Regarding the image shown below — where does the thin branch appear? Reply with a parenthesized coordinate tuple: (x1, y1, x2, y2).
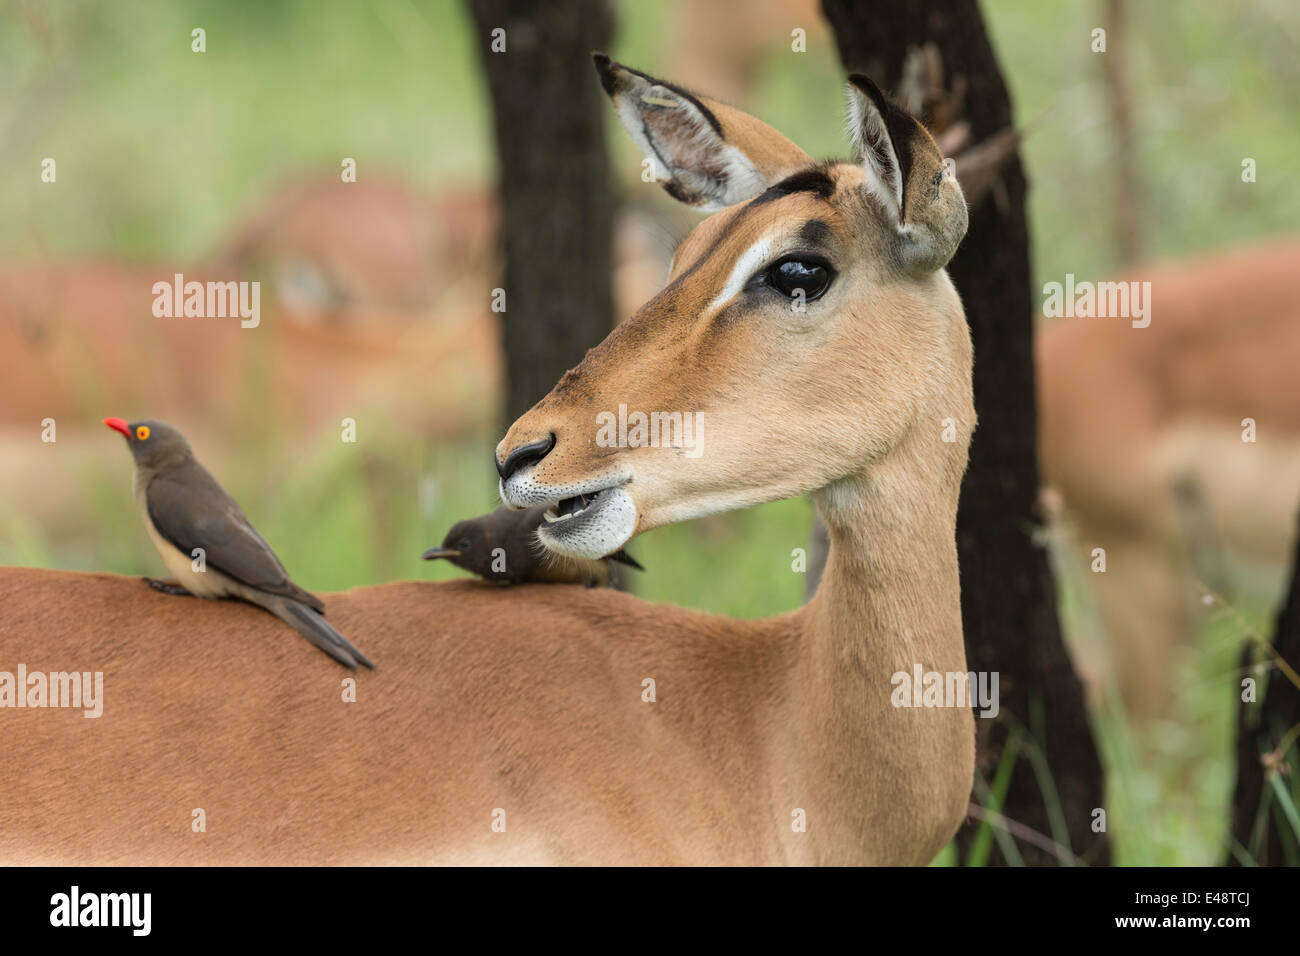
(966, 803, 1084, 866)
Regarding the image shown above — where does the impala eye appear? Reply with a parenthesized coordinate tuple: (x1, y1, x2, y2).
(135, 425, 150, 441)
(767, 258, 832, 302)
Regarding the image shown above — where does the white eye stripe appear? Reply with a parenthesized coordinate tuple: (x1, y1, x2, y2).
(705, 237, 772, 315)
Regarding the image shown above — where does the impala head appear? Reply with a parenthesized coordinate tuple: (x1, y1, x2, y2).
(498, 56, 971, 560)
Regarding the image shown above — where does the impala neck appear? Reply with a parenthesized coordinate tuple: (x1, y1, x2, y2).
(794, 413, 972, 862)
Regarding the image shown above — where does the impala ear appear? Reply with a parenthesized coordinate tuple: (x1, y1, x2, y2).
(594, 53, 812, 212)
(846, 74, 967, 274)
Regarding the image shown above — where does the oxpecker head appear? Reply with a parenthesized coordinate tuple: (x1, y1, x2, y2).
(103, 417, 193, 469)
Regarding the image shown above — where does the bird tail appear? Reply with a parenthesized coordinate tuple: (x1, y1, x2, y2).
(262, 595, 376, 671)
(609, 548, 644, 570)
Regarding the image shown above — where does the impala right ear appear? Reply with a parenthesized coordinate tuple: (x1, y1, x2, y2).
(846, 74, 968, 274)
(593, 53, 812, 212)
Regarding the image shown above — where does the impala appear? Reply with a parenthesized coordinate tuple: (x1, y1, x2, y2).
(1038, 238, 1300, 719)
(0, 57, 974, 865)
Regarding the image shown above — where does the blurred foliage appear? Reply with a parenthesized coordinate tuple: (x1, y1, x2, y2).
(3, 0, 1299, 865)
(986, 0, 1300, 282)
(0, 0, 489, 260)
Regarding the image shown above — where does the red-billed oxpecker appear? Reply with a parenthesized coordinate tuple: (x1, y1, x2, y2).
(103, 416, 374, 671)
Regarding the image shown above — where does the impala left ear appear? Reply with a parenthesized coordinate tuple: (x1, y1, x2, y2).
(846, 74, 967, 274)
(594, 53, 812, 211)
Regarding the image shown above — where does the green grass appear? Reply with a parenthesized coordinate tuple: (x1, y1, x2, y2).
(1090, 600, 1253, 865)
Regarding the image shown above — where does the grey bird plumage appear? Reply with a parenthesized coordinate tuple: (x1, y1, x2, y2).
(422, 504, 643, 587)
(104, 417, 374, 670)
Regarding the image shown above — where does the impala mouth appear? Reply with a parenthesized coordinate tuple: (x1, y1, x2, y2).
(544, 490, 606, 524)
(536, 485, 638, 560)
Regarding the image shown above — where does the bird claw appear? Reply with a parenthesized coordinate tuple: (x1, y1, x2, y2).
(144, 577, 193, 597)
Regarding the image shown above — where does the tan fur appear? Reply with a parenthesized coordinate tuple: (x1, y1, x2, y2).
(1038, 239, 1300, 718)
(0, 66, 975, 864)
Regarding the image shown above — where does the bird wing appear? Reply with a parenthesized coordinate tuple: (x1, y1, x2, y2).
(145, 464, 325, 612)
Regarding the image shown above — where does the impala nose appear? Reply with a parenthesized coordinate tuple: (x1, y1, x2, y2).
(497, 433, 556, 481)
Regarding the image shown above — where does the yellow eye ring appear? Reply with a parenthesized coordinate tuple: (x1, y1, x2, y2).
(136, 425, 150, 441)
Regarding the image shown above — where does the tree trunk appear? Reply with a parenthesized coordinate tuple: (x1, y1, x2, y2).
(466, 0, 615, 423)
(820, 0, 1109, 865)
(1230, 506, 1300, 865)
